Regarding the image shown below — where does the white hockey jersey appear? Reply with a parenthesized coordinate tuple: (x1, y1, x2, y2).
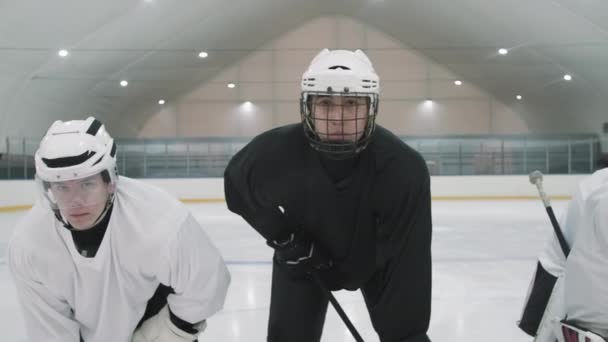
(7, 177, 231, 342)
(536, 168, 608, 340)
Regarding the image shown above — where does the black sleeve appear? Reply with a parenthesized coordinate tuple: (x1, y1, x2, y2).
(224, 143, 290, 242)
(518, 261, 558, 336)
(376, 156, 432, 266)
(374, 154, 433, 339)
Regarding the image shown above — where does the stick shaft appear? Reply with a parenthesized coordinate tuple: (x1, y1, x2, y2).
(546, 206, 570, 257)
(311, 273, 364, 342)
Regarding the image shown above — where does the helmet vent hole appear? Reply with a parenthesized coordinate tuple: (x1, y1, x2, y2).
(328, 65, 350, 70)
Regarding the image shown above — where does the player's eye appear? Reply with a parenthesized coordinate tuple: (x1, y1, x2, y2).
(82, 181, 97, 189)
(317, 99, 331, 106)
(54, 185, 68, 192)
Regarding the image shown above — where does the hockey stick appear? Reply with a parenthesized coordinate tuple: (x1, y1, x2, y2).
(529, 170, 570, 257)
(311, 272, 365, 342)
(528, 170, 570, 342)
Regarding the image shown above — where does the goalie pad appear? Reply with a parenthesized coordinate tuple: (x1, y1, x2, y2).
(535, 275, 566, 342)
(519, 261, 558, 336)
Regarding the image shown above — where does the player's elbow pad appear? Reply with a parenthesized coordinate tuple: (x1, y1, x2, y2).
(518, 261, 558, 336)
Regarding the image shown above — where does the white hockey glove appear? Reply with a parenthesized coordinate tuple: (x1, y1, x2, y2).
(132, 306, 207, 342)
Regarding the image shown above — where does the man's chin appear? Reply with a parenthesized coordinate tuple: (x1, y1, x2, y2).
(67, 217, 95, 230)
(319, 135, 356, 143)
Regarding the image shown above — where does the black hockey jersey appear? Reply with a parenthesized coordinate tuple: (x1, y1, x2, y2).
(224, 123, 432, 290)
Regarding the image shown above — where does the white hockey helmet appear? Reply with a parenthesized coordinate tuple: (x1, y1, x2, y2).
(300, 49, 380, 157)
(35, 117, 117, 184)
(34, 117, 118, 228)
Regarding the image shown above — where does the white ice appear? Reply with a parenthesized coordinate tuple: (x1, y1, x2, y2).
(0, 199, 567, 342)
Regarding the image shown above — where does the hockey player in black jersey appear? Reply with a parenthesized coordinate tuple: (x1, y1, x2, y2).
(224, 48, 432, 342)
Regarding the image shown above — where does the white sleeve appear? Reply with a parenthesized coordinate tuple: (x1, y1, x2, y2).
(159, 214, 231, 324)
(7, 242, 80, 342)
(594, 194, 608, 252)
(538, 183, 585, 277)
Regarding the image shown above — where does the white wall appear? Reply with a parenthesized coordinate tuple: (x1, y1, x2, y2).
(0, 175, 585, 209)
(137, 16, 528, 138)
(430, 175, 584, 198)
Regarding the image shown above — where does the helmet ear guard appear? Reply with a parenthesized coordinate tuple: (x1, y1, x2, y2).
(41, 180, 57, 204)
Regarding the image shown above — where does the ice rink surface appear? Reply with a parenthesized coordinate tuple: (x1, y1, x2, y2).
(0, 199, 567, 341)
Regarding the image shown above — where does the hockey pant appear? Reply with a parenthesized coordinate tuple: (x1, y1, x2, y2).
(266, 252, 431, 342)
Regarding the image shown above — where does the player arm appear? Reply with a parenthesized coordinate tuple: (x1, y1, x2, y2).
(224, 145, 290, 241)
(375, 158, 432, 338)
(375, 157, 432, 266)
(162, 214, 231, 329)
(538, 182, 585, 276)
(7, 243, 80, 342)
(594, 195, 608, 251)
(533, 194, 608, 342)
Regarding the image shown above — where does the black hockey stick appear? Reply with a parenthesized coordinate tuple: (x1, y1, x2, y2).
(529, 170, 570, 257)
(311, 272, 365, 342)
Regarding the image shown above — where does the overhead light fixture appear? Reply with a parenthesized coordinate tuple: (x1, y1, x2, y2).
(563, 74, 572, 81)
(420, 98, 434, 113)
(227, 83, 236, 89)
(120, 80, 128, 87)
(158, 99, 166, 105)
(240, 101, 254, 113)
(498, 48, 508, 55)
(454, 80, 462, 86)
(516, 95, 522, 100)
(58, 49, 69, 57)
(198, 51, 209, 58)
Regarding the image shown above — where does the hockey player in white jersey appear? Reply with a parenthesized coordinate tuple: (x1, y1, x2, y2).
(7, 117, 231, 342)
(519, 168, 608, 342)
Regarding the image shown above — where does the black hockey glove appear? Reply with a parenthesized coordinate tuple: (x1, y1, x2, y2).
(267, 233, 333, 276)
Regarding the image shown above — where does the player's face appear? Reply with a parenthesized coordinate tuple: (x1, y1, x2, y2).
(311, 95, 369, 142)
(49, 174, 114, 230)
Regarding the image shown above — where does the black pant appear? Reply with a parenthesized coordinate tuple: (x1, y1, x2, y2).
(267, 251, 431, 342)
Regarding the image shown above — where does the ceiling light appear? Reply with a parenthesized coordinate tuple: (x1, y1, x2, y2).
(198, 51, 208, 58)
(120, 80, 128, 87)
(158, 99, 165, 105)
(58, 49, 69, 57)
(516, 95, 522, 100)
(563, 74, 572, 81)
(498, 48, 508, 55)
(454, 80, 462, 86)
(227, 83, 236, 89)
(241, 101, 254, 113)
